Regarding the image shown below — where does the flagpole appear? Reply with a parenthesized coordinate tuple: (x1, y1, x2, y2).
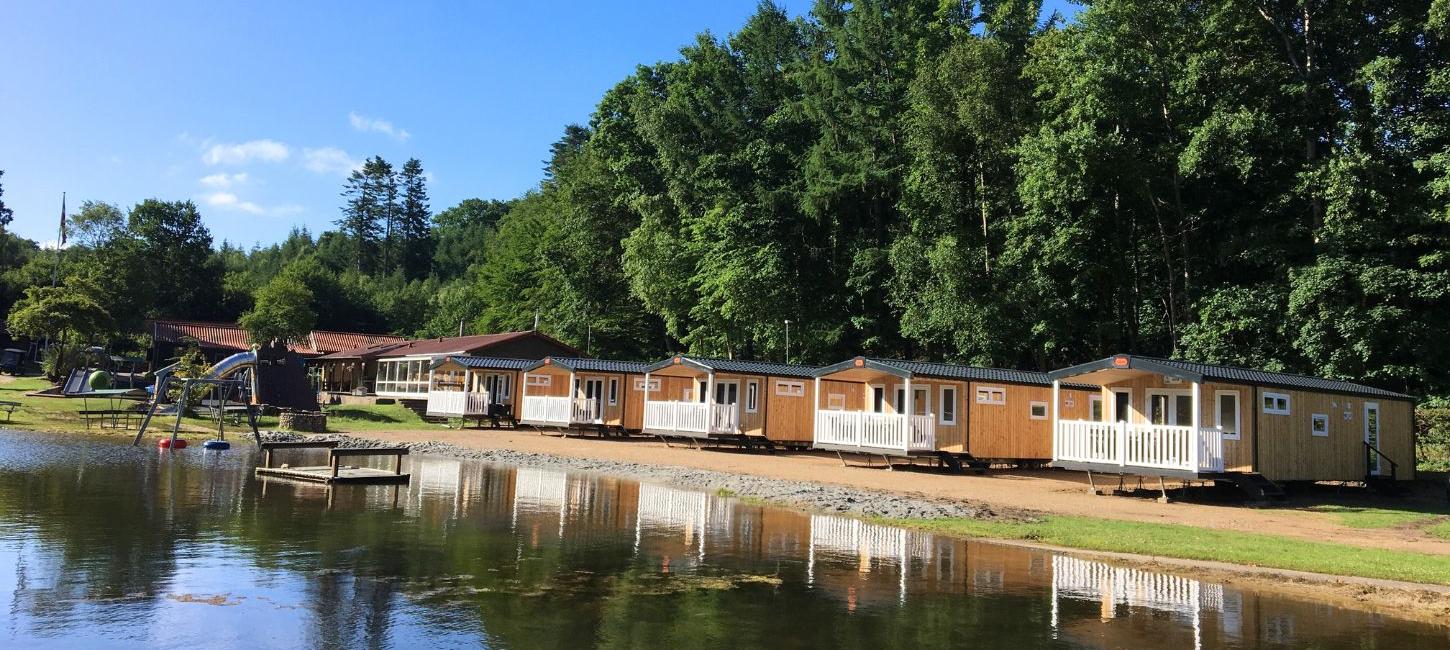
(50, 192, 65, 288)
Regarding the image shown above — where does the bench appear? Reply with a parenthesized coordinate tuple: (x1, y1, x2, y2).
(0, 400, 17, 422)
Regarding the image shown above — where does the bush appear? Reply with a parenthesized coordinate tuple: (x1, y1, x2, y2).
(40, 343, 86, 382)
(1416, 401, 1450, 472)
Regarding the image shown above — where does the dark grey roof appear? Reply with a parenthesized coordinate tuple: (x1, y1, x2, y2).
(431, 356, 536, 371)
(815, 356, 1095, 389)
(522, 357, 651, 374)
(1048, 354, 1412, 400)
(643, 356, 820, 378)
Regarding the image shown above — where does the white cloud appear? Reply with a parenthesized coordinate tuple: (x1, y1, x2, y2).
(202, 139, 290, 165)
(349, 111, 410, 141)
(303, 147, 361, 176)
(198, 172, 249, 188)
(200, 191, 301, 217)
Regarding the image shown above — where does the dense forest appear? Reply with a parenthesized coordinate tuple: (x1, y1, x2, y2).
(3, 0, 1449, 399)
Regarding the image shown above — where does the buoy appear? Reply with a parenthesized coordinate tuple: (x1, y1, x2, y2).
(157, 438, 188, 449)
(203, 440, 230, 451)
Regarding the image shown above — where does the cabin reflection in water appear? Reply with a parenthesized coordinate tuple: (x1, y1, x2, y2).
(1051, 555, 1232, 649)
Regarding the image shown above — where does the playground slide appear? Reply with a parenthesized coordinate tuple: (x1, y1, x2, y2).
(205, 350, 258, 380)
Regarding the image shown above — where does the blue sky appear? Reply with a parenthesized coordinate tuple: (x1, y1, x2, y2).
(1, 1, 1076, 248)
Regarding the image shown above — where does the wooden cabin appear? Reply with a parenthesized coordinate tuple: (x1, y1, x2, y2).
(639, 356, 820, 447)
(810, 357, 1098, 462)
(1048, 354, 1415, 485)
(424, 356, 531, 420)
(517, 357, 649, 432)
(311, 331, 578, 399)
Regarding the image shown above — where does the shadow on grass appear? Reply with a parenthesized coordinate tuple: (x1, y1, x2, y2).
(325, 407, 411, 424)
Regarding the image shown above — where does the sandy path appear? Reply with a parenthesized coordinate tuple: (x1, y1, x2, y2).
(359, 427, 1450, 555)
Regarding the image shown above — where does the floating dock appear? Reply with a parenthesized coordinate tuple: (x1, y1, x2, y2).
(255, 441, 411, 485)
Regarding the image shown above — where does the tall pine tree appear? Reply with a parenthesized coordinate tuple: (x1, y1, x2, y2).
(397, 158, 433, 280)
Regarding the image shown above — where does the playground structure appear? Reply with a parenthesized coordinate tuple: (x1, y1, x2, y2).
(130, 341, 321, 447)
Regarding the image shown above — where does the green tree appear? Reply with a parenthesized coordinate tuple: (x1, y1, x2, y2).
(6, 284, 113, 344)
(0, 170, 13, 234)
(432, 198, 513, 279)
(239, 273, 316, 345)
(396, 158, 433, 280)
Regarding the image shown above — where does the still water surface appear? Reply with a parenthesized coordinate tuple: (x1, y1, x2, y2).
(0, 431, 1443, 649)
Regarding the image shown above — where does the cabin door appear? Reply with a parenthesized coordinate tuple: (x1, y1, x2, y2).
(582, 378, 605, 419)
(1364, 402, 1383, 476)
(1147, 390, 1192, 426)
(1112, 389, 1132, 423)
(714, 380, 739, 406)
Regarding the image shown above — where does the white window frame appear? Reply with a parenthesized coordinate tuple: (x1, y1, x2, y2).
(826, 393, 846, 410)
(1089, 394, 1104, 422)
(1311, 413, 1329, 437)
(976, 386, 1006, 406)
(608, 378, 619, 405)
(745, 380, 759, 413)
(526, 374, 552, 387)
(633, 377, 661, 392)
(1029, 401, 1048, 420)
(1262, 391, 1291, 416)
(1215, 390, 1241, 440)
(870, 384, 886, 413)
(1146, 388, 1193, 426)
(1111, 388, 1133, 423)
(775, 380, 805, 397)
(939, 386, 957, 425)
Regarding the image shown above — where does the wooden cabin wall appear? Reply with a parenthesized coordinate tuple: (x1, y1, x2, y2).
(1256, 390, 1414, 482)
(624, 374, 665, 430)
(1091, 376, 1255, 473)
(969, 383, 1091, 461)
(764, 376, 817, 442)
(464, 368, 522, 406)
(855, 379, 969, 453)
(711, 372, 766, 436)
(521, 369, 570, 398)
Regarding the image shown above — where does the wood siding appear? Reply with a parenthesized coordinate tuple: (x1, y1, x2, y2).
(966, 383, 1094, 461)
(1255, 389, 1415, 482)
(763, 376, 815, 442)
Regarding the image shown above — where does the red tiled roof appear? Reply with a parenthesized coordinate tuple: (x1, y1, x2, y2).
(309, 330, 406, 354)
(314, 331, 578, 361)
(146, 320, 402, 357)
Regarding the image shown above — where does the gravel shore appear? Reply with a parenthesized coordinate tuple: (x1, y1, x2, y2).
(261, 431, 1026, 522)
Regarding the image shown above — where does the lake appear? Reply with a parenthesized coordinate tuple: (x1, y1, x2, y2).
(0, 431, 1443, 648)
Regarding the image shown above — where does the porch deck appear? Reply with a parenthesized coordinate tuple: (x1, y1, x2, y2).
(518, 395, 603, 428)
(641, 400, 739, 439)
(425, 390, 492, 417)
(812, 410, 936, 458)
(1053, 420, 1224, 478)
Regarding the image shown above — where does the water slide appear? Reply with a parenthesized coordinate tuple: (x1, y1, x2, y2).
(205, 350, 258, 380)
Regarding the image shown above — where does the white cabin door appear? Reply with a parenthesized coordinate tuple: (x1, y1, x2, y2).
(1364, 402, 1382, 476)
(714, 380, 739, 406)
(583, 378, 604, 419)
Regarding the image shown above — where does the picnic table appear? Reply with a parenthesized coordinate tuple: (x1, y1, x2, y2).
(74, 389, 149, 430)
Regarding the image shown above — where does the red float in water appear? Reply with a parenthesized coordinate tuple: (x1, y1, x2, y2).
(157, 438, 188, 450)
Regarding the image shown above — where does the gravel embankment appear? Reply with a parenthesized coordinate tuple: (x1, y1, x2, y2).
(260, 431, 1028, 522)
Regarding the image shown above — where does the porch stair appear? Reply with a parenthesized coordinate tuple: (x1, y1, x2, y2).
(934, 451, 989, 475)
(1214, 473, 1286, 502)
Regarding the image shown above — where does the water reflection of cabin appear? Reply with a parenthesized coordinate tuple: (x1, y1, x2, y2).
(1048, 355, 1415, 486)
(810, 357, 1099, 463)
(639, 356, 821, 446)
(425, 356, 532, 419)
(518, 357, 651, 432)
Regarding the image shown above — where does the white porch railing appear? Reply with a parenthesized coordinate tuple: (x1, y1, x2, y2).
(1055, 420, 1224, 473)
(572, 397, 600, 423)
(643, 401, 739, 437)
(813, 411, 936, 455)
(520, 395, 571, 425)
(425, 390, 491, 417)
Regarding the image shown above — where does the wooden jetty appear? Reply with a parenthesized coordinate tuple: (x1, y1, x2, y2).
(255, 441, 411, 485)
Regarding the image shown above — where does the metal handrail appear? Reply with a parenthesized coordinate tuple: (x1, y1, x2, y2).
(1363, 441, 1398, 481)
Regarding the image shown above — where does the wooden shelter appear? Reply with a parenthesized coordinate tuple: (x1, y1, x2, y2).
(517, 357, 650, 433)
(1048, 354, 1415, 485)
(810, 357, 1099, 462)
(639, 356, 821, 446)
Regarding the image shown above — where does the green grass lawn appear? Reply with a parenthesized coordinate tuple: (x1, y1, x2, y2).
(0, 375, 443, 436)
(1429, 521, 1450, 541)
(1306, 504, 1446, 529)
(885, 514, 1450, 586)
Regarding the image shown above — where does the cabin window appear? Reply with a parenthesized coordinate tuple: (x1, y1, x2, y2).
(1112, 389, 1132, 423)
(976, 386, 1006, 406)
(827, 394, 846, 410)
(608, 378, 618, 405)
(498, 374, 511, 399)
(871, 385, 885, 412)
(939, 386, 957, 425)
(698, 381, 708, 403)
(775, 380, 805, 397)
(525, 374, 551, 387)
(1216, 391, 1240, 440)
(745, 380, 759, 412)
(633, 377, 660, 392)
(1262, 391, 1291, 415)
(1029, 401, 1048, 420)
(1311, 413, 1329, 437)
(1089, 395, 1104, 422)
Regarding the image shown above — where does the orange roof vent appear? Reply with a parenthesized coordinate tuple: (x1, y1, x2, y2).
(1112, 356, 1130, 368)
